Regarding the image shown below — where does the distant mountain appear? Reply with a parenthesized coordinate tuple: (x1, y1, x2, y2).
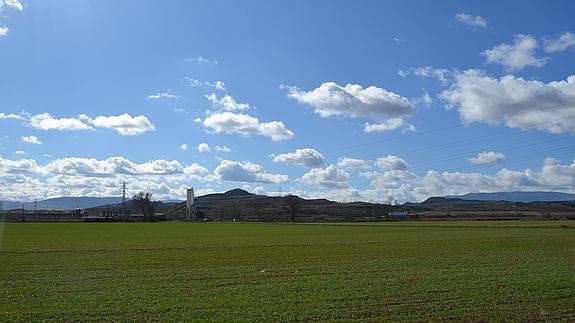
(162, 199, 185, 204)
(1, 197, 123, 210)
(448, 191, 575, 203)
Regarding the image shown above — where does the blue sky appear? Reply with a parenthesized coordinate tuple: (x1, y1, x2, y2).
(1, 0, 574, 202)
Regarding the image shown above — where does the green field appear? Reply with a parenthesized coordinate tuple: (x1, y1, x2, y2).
(0, 221, 574, 321)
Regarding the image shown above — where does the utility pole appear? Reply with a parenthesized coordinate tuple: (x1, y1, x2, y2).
(121, 181, 127, 218)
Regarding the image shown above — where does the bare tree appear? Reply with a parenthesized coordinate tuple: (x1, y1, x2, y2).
(283, 194, 302, 222)
(133, 191, 154, 220)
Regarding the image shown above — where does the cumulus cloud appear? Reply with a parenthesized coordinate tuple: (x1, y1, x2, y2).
(1, 153, 574, 203)
(24, 113, 155, 136)
(359, 157, 575, 203)
(203, 112, 294, 141)
(214, 145, 231, 152)
(0, 156, 41, 175)
(300, 164, 350, 189)
(206, 93, 250, 111)
(180, 144, 188, 151)
(253, 186, 267, 195)
(468, 151, 506, 165)
(376, 155, 409, 171)
(272, 148, 324, 168)
(455, 13, 487, 28)
(148, 92, 178, 100)
(197, 143, 211, 152)
(286, 82, 415, 122)
(0, 154, 213, 201)
(544, 32, 575, 53)
(29, 113, 94, 131)
(441, 70, 575, 134)
(86, 114, 155, 136)
(21, 135, 41, 145)
(43, 157, 186, 177)
(337, 157, 370, 170)
(183, 163, 209, 176)
(0, 26, 8, 36)
(364, 118, 415, 133)
(1, 0, 23, 11)
(482, 35, 547, 71)
(213, 159, 288, 184)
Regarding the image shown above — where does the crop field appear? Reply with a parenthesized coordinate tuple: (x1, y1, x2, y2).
(0, 221, 574, 321)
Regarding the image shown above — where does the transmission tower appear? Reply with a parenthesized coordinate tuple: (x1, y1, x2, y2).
(121, 181, 127, 218)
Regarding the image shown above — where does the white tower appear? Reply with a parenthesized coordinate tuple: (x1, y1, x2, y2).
(186, 188, 196, 221)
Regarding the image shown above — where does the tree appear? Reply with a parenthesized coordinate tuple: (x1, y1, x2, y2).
(133, 191, 154, 220)
(283, 194, 302, 222)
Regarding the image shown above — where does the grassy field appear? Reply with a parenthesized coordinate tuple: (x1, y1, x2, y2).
(0, 221, 573, 321)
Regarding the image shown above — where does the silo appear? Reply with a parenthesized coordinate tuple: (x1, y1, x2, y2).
(186, 188, 195, 221)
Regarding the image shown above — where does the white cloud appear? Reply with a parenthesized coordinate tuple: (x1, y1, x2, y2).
(337, 157, 370, 170)
(213, 159, 288, 184)
(186, 78, 226, 91)
(544, 32, 575, 53)
(29, 113, 94, 131)
(43, 157, 185, 177)
(183, 163, 209, 176)
(21, 135, 41, 145)
(197, 143, 211, 152)
(300, 164, 350, 189)
(376, 155, 409, 171)
(14, 150, 25, 155)
(87, 114, 155, 136)
(193, 117, 202, 123)
(398, 66, 452, 85)
(441, 70, 575, 134)
(214, 145, 231, 152)
(416, 93, 433, 107)
(0, 0, 23, 37)
(272, 148, 324, 168)
(203, 112, 294, 141)
(364, 118, 415, 133)
(206, 93, 250, 111)
(148, 92, 178, 100)
(0, 155, 41, 175)
(1, 153, 574, 203)
(0, 155, 213, 201)
(0, 112, 24, 120)
(482, 34, 547, 71)
(253, 186, 267, 195)
(455, 13, 487, 28)
(180, 144, 188, 151)
(2, 0, 23, 11)
(286, 82, 415, 121)
(184, 56, 217, 64)
(25, 113, 155, 136)
(468, 151, 506, 165)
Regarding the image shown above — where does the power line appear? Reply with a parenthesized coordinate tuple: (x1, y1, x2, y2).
(438, 145, 575, 173)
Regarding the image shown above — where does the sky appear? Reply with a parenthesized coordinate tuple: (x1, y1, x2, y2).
(1, 0, 574, 203)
